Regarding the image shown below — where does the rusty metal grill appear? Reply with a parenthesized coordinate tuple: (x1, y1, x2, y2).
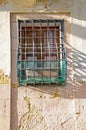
(17, 19, 67, 86)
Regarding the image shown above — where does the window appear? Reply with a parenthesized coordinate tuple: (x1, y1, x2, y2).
(17, 20, 67, 86)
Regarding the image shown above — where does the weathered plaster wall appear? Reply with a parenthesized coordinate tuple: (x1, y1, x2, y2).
(71, 1, 86, 129)
(0, 0, 85, 81)
(72, 0, 86, 81)
(0, 84, 11, 130)
(11, 13, 73, 130)
(0, 11, 11, 130)
(0, 0, 5, 5)
(0, 0, 86, 130)
(0, 12, 10, 76)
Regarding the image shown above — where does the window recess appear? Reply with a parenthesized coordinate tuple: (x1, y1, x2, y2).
(17, 19, 67, 86)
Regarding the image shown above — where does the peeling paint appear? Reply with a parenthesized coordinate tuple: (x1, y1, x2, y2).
(0, 69, 10, 84)
(18, 97, 48, 130)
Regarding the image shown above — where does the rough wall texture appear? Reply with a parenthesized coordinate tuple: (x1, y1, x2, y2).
(0, 85, 10, 130)
(0, 0, 86, 130)
(10, 13, 73, 130)
(0, 0, 5, 5)
(0, 69, 10, 84)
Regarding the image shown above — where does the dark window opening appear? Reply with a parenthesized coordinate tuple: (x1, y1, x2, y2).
(17, 20, 67, 86)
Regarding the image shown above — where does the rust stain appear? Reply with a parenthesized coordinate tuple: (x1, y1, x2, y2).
(11, 83, 17, 88)
(54, 90, 60, 97)
(61, 117, 72, 127)
(75, 112, 80, 115)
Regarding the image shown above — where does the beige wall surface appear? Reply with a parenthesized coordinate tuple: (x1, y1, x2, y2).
(0, 0, 86, 130)
(11, 13, 73, 130)
(0, 0, 86, 81)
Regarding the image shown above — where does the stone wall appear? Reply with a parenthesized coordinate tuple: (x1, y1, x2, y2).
(0, 0, 86, 130)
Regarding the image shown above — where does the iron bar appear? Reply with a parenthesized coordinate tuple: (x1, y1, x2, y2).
(17, 19, 67, 86)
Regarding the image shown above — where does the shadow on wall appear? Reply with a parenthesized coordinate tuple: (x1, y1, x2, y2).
(66, 43, 86, 99)
(66, 42, 86, 82)
(73, 48, 86, 81)
(11, 78, 86, 130)
(10, 82, 86, 130)
(72, 22, 86, 39)
(21, 43, 86, 99)
(24, 81, 86, 99)
(10, 16, 86, 130)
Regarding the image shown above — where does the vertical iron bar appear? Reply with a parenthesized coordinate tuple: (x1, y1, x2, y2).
(61, 20, 65, 59)
(32, 20, 35, 83)
(40, 20, 43, 83)
(47, 20, 51, 83)
(25, 20, 27, 83)
(17, 19, 66, 85)
(54, 20, 58, 81)
(59, 23, 61, 78)
(19, 21, 22, 83)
